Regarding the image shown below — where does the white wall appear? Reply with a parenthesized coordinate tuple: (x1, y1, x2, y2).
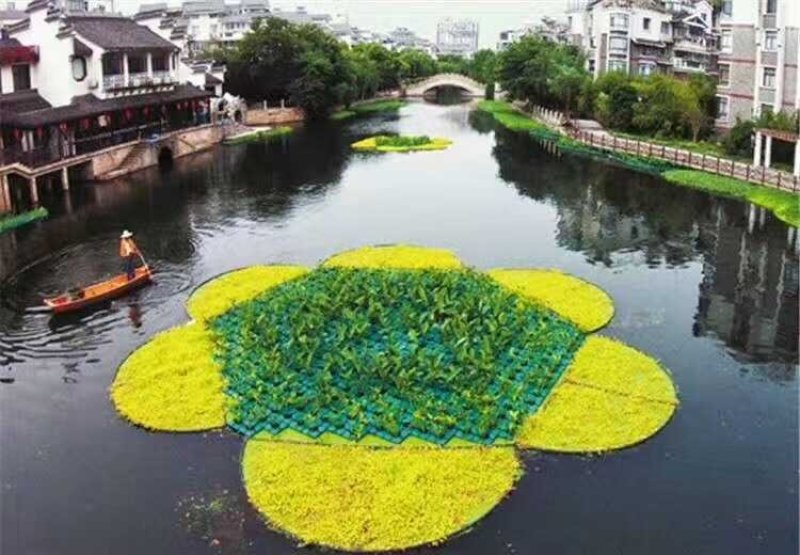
(11, 8, 97, 106)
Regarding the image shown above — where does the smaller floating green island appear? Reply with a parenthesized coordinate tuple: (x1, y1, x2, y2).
(351, 135, 452, 153)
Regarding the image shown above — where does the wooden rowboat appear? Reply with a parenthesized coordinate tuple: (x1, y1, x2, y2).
(43, 266, 153, 314)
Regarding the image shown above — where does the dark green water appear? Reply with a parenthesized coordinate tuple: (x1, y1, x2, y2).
(1, 101, 797, 554)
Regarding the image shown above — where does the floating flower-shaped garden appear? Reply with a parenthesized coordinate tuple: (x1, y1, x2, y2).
(111, 245, 678, 552)
(351, 135, 452, 152)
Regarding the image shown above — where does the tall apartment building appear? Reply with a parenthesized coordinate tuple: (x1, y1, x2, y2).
(567, 0, 716, 78)
(436, 18, 479, 57)
(716, 0, 799, 128)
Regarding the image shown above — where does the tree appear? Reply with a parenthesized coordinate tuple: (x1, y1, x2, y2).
(593, 71, 637, 130)
(549, 63, 588, 121)
(469, 49, 497, 83)
(497, 36, 555, 104)
(223, 17, 353, 119)
(397, 49, 437, 80)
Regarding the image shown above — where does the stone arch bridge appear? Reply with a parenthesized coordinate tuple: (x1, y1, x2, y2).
(404, 73, 486, 97)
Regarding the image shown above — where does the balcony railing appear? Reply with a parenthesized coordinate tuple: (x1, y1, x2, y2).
(762, 13, 777, 29)
(672, 57, 706, 72)
(151, 70, 175, 84)
(673, 37, 715, 53)
(103, 71, 178, 90)
(128, 72, 150, 87)
(102, 74, 126, 90)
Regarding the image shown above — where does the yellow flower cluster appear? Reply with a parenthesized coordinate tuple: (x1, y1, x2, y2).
(487, 269, 614, 332)
(242, 437, 521, 551)
(187, 265, 308, 322)
(516, 336, 678, 452)
(350, 136, 453, 152)
(323, 245, 463, 270)
(110, 323, 226, 431)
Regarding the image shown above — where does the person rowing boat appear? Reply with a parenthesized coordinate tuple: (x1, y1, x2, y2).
(119, 230, 142, 281)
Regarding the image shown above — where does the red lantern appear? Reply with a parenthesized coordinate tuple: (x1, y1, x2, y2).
(124, 108, 133, 121)
(36, 127, 44, 139)
(12, 128, 20, 140)
(59, 122, 69, 133)
(81, 118, 90, 130)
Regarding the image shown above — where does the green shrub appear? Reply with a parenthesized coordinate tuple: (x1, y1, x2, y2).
(374, 135, 431, 147)
(0, 207, 48, 235)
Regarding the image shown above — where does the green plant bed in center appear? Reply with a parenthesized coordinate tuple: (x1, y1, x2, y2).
(213, 267, 584, 445)
(351, 135, 453, 152)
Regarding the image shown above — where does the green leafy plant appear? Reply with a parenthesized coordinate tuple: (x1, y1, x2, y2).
(213, 267, 583, 445)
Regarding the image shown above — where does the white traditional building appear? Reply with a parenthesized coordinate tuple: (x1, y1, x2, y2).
(0, 0, 219, 213)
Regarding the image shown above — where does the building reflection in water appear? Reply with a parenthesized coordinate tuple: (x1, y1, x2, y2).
(491, 128, 799, 365)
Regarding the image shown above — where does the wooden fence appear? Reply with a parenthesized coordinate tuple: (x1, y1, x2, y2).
(524, 104, 800, 193)
(569, 129, 800, 193)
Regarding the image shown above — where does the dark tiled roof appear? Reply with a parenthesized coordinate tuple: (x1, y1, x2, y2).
(0, 9, 26, 20)
(0, 36, 21, 47)
(73, 38, 92, 57)
(67, 15, 178, 52)
(2, 84, 210, 128)
(204, 72, 222, 85)
(0, 89, 52, 115)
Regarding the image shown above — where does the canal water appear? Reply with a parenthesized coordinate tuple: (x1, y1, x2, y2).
(1, 101, 797, 555)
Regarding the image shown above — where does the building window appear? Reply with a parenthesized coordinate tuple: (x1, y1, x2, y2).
(102, 52, 123, 75)
(128, 54, 146, 74)
(764, 30, 777, 50)
(590, 36, 596, 48)
(718, 63, 730, 87)
(762, 67, 776, 88)
(71, 56, 87, 81)
(12, 64, 31, 91)
(716, 96, 730, 120)
(765, 0, 776, 14)
(638, 63, 655, 76)
(608, 59, 627, 72)
(660, 21, 669, 35)
(609, 36, 628, 52)
(643, 17, 651, 31)
(761, 103, 774, 116)
(610, 13, 628, 30)
(588, 59, 596, 73)
(721, 0, 732, 15)
(152, 54, 169, 71)
(720, 29, 732, 52)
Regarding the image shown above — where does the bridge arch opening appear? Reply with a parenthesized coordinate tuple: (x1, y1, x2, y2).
(422, 85, 473, 105)
(157, 146, 174, 171)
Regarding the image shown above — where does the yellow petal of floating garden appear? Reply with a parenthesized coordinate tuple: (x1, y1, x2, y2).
(323, 245, 463, 269)
(186, 265, 308, 322)
(516, 382, 677, 453)
(351, 135, 453, 153)
(516, 336, 678, 453)
(110, 323, 226, 432)
(563, 336, 678, 403)
(487, 268, 614, 332)
(242, 438, 521, 551)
